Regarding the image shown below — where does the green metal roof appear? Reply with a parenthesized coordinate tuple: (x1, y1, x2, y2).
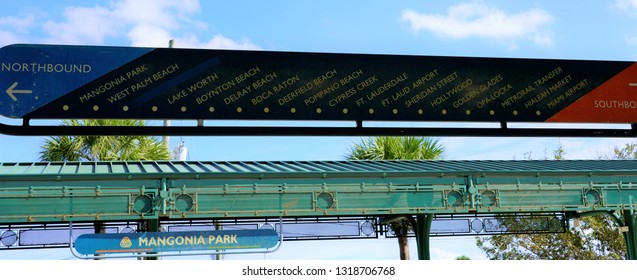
(1, 160, 637, 178)
(2, 159, 637, 224)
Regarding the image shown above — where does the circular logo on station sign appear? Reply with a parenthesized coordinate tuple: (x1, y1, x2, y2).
(119, 236, 133, 248)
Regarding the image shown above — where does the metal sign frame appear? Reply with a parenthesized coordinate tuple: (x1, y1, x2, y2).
(3, 120, 637, 137)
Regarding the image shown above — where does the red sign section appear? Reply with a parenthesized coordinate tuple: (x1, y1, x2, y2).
(548, 63, 637, 123)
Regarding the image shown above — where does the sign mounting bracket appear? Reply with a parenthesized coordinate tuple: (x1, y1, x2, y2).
(2, 120, 637, 137)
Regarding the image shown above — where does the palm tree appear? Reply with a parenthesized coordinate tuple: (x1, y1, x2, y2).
(40, 120, 170, 161)
(346, 136, 446, 260)
(347, 136, 445, 161)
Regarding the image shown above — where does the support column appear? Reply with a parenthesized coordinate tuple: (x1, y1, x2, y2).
(623, 210, 637, 260)
(415, 214, 433, 260)
(215, 221, 224, 260)
(94, 222, 105, 260)
(142, 219, 160, 260)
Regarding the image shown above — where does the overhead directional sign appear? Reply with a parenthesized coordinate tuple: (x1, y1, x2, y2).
(1, 44, 636, 123)
(73, 229, 279, 255)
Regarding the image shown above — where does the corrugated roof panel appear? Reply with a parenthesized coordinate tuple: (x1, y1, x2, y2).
(299, 161, 339, 172)
(337, 161, 373, 172)
(1, 163, 17, 175)
(272, 161, 306, 172)
(326, 161, 360, 172)
(3, 160, 637, 178)
(162, 162, 179, 172)
(441, 160, 478, 171)
(210, 161, 233, 172)
(226, 162, 253, 172)
(77, 162, 94, 174)
(255, 161, 286, 172)
(59, 162, 77, 174)
(186, 162, 201, 172)
(373, 161, 419, 172)
(23, 162, 47, 174)
(199, 161, 224, 172)
(121, 162, 131, 173)
(17, 163, 28, 174)
(409, 160, 447, 171)
(142, 162, 161, 173)
(164, 162, 180, 173)
(124, 162, 143, 173)
(25, 162, 51, 174)
(239, 162, 265, 172)
(254, 161, 284, 172)
(190, 161, 214, 173)
(304, 161, 338, 172)
(172, 162, 194, 173)
(94, 162, 111, 174)
(154, 162, 174, 173)
(110, 162, 127, 173)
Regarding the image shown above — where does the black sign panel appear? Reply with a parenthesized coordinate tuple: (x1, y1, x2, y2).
(2, 44, 636, 124)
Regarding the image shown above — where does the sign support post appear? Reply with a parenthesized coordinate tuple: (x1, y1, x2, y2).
(415, 214, 433, 260)
(623, 210, 637, 260)
(163, 39, 174, 151)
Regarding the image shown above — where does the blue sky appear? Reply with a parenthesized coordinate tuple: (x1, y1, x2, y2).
(0, 0, 636, 261)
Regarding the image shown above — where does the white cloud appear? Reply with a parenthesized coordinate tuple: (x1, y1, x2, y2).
(0, 15, 35, 45)
(127, 28, 260, 50)
(611, 0, 637, 57)
(400, 0, 553, 47)
(113, 0, 200, 30)
(40, 0, 259, 49)
(43, 6, 119, 45)
(0, 31, 21, 46)
(615, 0, 637, 12)
(0, 15, 34, 32)
(127, 24, 173, 47)
(180, 34, 261, 50)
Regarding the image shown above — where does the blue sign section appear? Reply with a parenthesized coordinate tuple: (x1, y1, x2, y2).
(0, 44, 151, 118)
(74, 229, 279, 255)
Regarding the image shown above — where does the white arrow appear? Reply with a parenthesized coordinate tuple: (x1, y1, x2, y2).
(631, 83, 637, 87)
(6, 82, 32, 101)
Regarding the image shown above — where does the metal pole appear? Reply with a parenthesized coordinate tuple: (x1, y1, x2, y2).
(215, 221, 224, 260)
(415, 214, 433, 260)
(162, 39, 174, 152)
(142, 219, 161, 260)
(623, 209, 637, 260)
(94, 221, 106, 260)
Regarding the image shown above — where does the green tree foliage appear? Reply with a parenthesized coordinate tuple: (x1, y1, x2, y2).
(477, 141, 629, 260)
(476, 215, 625, 260)
(553, 141, 566, 160)
(346, 136, 445, 161)
(346, 136, 445, 259)
(613, 142, 637, 159)
(40, 120, 170, 161)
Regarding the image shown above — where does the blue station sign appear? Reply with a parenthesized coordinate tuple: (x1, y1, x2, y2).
(1, 44, 636, 123)
(73, 229, 279, 255)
